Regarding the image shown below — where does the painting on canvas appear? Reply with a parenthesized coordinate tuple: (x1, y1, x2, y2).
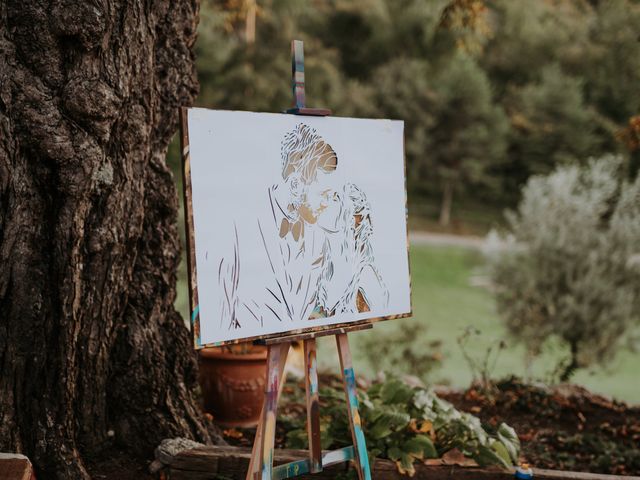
(182, 108, 411, 347)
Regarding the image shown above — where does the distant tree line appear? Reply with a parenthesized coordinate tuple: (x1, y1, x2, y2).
(191, 0, 640, 225)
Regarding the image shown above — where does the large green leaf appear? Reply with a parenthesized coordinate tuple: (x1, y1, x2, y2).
(403, 435, 437, 459)
(387, 446, 403, 462)
(368, 406, 411, 439)
(497, 423, 520, 463)
(475, 444, 511, 468)
(398, 452, 416, 477)
(379, 377, 416, 405)
(491, 440, 512, 466)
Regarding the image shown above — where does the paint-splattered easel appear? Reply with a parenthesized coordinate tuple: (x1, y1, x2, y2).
(245, 40, 373, 480)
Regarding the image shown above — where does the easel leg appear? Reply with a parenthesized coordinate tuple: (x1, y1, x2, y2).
(336, 333, 372, 480)
(252, 343, 290, 480)
(246, 343, 289, 480)
(304, 338, 322, 473)
(246, 412, 263, 480)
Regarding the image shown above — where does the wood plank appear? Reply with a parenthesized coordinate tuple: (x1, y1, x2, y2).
(170, 446, 640, 480)
(336, 333, 371, 480)
(285, 107, 332, 116)
(171, 446, 349, 480)
(303, 339, 321, 473)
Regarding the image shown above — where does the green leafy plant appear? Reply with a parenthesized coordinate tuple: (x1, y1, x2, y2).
(282, 375, 520, 476)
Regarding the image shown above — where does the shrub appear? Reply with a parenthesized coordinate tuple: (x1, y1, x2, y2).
(484, 156, 640, 381)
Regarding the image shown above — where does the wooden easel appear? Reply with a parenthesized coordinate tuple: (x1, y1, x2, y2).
(245, 40, 373, 480)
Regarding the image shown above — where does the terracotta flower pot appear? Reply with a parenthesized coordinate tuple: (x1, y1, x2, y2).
(198, 346, 267, 428)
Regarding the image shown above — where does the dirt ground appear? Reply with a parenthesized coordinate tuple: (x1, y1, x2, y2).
(84, 447, 154, 480)
(438, 378, 640, 476)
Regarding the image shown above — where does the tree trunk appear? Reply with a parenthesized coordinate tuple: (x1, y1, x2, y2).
(559, 340, 580, 383)
(0, 1, 219, 478)
(245, 0, 257, 44)
(439, 178, 454, 227)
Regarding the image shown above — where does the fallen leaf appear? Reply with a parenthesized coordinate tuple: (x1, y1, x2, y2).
(223, 429, 243, 439)
(441, 448, 478, 466)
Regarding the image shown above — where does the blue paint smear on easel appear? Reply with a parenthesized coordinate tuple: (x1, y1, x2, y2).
(343, 368, 359, 408)
(344, 367, 372, 480)
(191, 305, 202, 348)
(191, 305, 200, 324)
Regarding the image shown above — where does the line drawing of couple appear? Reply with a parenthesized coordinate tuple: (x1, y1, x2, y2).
(219, 123, 388, 330)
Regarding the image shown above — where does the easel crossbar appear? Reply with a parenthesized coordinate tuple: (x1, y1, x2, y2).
(255, 323, 372, 346)
(272, 447, 355, 480)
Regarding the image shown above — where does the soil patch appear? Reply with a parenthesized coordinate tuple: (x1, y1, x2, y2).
(84, 447, 154, 480)
(438, 377, 640, 476)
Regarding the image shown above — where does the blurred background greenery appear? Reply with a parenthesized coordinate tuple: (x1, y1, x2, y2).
(169, 0, 640, 402)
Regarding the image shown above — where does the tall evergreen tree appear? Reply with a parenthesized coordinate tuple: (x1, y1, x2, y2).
(373, 53, 508, 225)
(504, 64, 598, 190)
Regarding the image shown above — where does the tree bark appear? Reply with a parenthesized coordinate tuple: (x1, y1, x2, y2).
(0, 1, 219, 478)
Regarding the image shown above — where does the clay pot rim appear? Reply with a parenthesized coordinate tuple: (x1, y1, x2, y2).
(199, 348, 268, 361)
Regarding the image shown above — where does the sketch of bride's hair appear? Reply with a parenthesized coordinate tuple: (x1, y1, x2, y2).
(281, 124, 337, 184)
(314, 183, 389, 316)
(342, 183, 373, 251)
(343, 184, 388, 309)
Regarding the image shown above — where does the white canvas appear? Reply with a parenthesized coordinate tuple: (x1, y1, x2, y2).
(186, 108, 411, 345)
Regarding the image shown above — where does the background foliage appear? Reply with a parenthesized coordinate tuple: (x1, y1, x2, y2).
(185, 0, 640, 225)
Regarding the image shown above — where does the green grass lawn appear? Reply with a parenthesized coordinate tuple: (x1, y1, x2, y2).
(315, 244, 640, 404)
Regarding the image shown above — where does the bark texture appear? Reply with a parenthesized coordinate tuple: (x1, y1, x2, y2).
(0, 1, 216, 478)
